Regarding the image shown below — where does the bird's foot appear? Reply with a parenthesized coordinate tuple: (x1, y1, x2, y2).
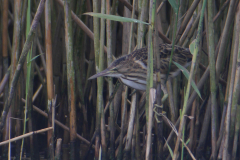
(153, 104, 166, 123)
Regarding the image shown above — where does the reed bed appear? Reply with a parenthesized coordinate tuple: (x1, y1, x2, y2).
(0, 0, 240, 160)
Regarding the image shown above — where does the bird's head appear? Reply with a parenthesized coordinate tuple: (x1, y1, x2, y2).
(88, 55, 129, 80)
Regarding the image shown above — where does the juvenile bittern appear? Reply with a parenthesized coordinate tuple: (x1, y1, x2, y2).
(89, 43, 192, 101)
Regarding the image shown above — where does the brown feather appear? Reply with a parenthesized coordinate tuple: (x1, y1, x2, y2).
(89, 43, 192, 91)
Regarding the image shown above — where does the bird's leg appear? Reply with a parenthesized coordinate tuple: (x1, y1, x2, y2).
(161, 83, 168, 102)
(153, 104, 164, 123)
(153, 83, 168, 123)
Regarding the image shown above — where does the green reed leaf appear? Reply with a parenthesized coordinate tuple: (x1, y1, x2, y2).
(84, 12, 149, 25)
(173, 61, 202, 99)
(165, 138, 173, 158)
(168, 0, 178, 14)
(189, 39, 196, 55)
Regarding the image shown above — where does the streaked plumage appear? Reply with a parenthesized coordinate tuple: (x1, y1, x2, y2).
(89, 43, 192, 92)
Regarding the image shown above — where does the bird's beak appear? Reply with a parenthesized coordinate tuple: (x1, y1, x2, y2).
(88, 68, 111, 80)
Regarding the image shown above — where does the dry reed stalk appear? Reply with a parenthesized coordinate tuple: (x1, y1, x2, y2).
(0, 127, 53, 146)
(63, 0, 77, 158)
(145, 89, 155, 160)
(45, 0, 55, 158)
(55, 138, 62, 160)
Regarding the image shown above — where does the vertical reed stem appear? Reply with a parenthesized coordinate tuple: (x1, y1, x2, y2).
(100, 0, 107, 159)
(45, 0, 55, 158)
(63, 0, 77, 159)
(106, 0, 115, 159)
(208, 0, 217, 158)
(92, 0, 101, 158)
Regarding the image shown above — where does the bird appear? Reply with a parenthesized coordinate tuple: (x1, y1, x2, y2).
(89, 43, 192, 101)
